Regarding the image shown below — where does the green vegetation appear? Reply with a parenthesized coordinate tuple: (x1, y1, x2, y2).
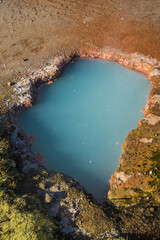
(148, 151, 160, 193)
(0, 200, 59, 240)
(109, 120, 160, 207)
(0, 121, 59, 240)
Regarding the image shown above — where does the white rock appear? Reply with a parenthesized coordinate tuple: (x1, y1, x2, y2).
(140, 114, 160, 125)
(139, 138, 153, 144)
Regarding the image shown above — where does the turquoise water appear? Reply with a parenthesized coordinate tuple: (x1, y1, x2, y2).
(18, 59, 151, 202)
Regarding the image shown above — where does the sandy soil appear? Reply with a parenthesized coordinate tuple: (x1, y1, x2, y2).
(0, 0, 160, 107)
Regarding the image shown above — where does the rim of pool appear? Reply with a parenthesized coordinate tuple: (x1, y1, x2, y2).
(17, 57, 151, 202)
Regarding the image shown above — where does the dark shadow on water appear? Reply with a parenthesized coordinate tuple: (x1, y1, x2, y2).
(23, 114, 109, 202)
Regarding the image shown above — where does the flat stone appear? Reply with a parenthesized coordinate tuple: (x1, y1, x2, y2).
(139, 138, 153, 144)
(139, 114, 160, 126)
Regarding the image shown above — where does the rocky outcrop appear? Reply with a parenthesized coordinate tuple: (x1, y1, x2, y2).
(35, 171, 118, 239)
(4, 47, 160, 112)
(108, 75, 160, 206)
(79, 47, 158, 78)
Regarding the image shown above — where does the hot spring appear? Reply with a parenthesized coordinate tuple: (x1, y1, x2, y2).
(18, 59, 151, 202)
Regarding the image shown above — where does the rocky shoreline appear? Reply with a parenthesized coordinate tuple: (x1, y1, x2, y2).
(1, 47, 160, 239)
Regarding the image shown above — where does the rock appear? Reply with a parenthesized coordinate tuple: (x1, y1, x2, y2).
(145, 94, 160, 115)
(139, 138, 153, 144)
(28, 134, 36, 143)
(150, 69, 160, 77)
(108, 114, 160, 207)
(45, 193, 54, 203)
(80, 48, 155, 77)
(7, 82, 16, 86)
(139, 114, 160, 126)
(37, 173, 119, 238)
(83, 17, 93, 23)
(150, 207, 154, 212)
(35, 152, 46, 163)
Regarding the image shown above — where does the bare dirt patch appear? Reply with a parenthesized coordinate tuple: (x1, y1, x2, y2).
(0, 0, 160, 93)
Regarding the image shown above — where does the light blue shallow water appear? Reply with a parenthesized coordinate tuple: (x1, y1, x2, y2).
(18, 59, 151, 202)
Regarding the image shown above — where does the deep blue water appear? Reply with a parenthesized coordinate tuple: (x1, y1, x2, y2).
(18, 59, 151, 202)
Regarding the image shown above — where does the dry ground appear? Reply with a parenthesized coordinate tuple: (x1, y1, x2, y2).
(0, 0, 160, 107)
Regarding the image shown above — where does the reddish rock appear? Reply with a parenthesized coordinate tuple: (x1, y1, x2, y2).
(139, 114, 160, 126)
(28, 134, 36, 143)
(79, 48, 154, 78)
(36, 152, 46, 163)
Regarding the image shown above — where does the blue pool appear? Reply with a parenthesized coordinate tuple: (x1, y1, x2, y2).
(18, 59, 151, 202)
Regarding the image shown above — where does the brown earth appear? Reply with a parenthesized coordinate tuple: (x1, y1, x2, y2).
(0, 0, 160, 99)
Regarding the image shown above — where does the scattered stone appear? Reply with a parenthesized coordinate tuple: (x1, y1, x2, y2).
(23, 58, 29, 62)
(83, 17, 93, 23)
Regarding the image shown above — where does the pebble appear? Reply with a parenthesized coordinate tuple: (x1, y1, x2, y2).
(7, 82, 17, 86)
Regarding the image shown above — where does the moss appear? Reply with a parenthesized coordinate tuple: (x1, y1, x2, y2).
(119, 199, 160, 239)
(109, 120, 160, 207)
(77, 199, 114, 236)
(36, 172, 117, 238)
(108, 238, 125, 240)
(0, 132, 22, 193)
(0, 122, 60, 239)
(0, 200, 59, 240)
(148, 151, 160, 192)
